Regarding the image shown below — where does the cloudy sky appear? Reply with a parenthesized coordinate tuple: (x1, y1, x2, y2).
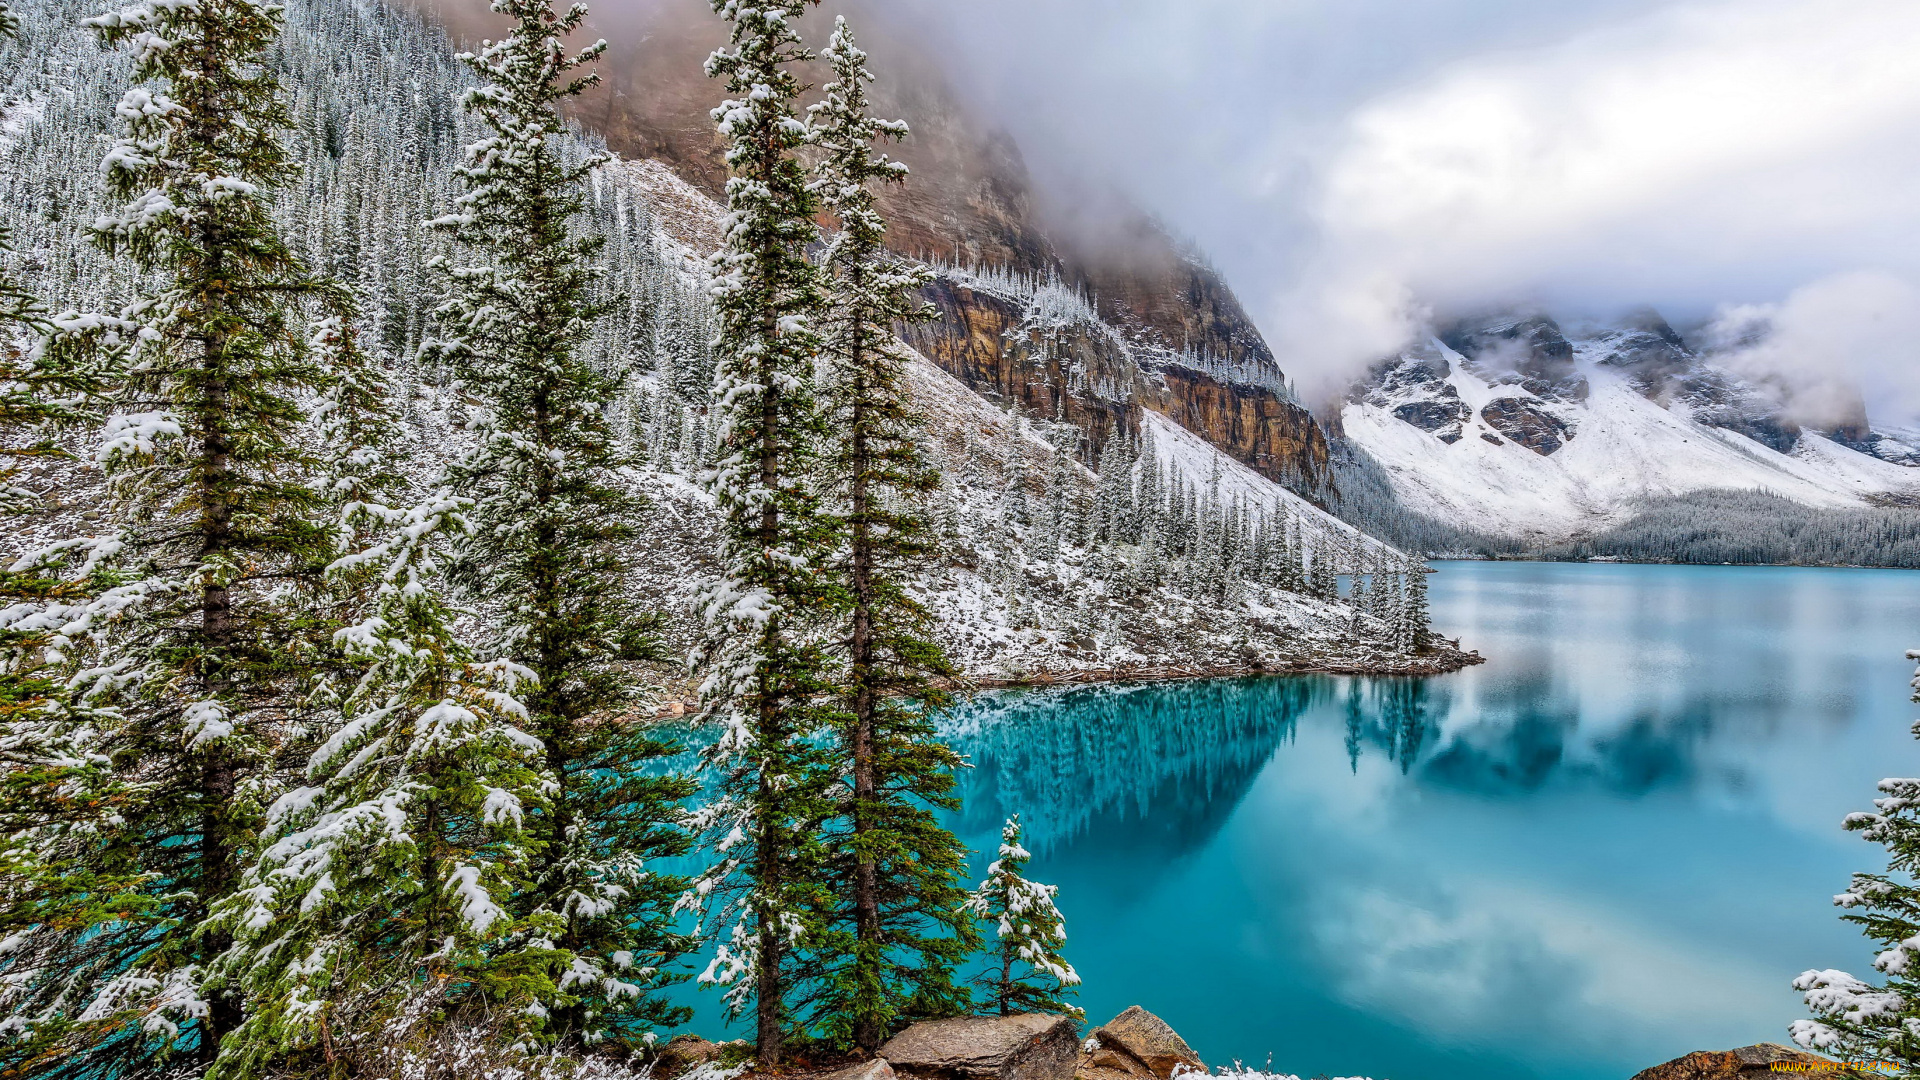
(871, 0, 1920, 414)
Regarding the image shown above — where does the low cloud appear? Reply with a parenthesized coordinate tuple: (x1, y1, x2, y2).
(1701, 272, 1920, 431)
(864, 0, 1920, 417)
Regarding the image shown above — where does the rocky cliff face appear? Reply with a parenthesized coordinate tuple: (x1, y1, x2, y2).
(909, 272, 1327, 492)
(407, 0, 1330, 496)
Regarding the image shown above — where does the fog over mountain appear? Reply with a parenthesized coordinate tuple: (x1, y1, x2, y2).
(844, 0, 1920, 422)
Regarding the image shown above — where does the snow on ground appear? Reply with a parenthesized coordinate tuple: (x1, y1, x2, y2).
(599, 156, 727, 257)
(1342, 358, 1920, 542)
(624, 353, 1452, 687)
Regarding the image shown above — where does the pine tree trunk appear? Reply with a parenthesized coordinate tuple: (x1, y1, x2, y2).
(197, 253, 243, 1061)
(755, 764, 784, 1066)
(999, 945, 1013, 1017)
(847, 323, 884, 1052)
(754, 277, 786, 1069)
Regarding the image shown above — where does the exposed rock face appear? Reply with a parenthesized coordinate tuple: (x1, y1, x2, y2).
(910, 276, 1329, 493)
(1078, 1007, 1204, 1080)
(1153, 367, 1328, 491)
(1441, 313, 1589, 403)
(1480, 397, 1572, 456)
(911, 278, 1137, 460)
(879, 1014, 1081, 1080)
(1627, 1043, 1830, 1080)
(1591, 308, 1696, 396)
(1358, 344, 1469, 443)
(810, 1062, 900, 1080)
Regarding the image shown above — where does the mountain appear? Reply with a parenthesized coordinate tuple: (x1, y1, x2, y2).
(0, 0, 1468, 679)
(1332, 308, 1920, 547)
(409, 0, 1331, 499)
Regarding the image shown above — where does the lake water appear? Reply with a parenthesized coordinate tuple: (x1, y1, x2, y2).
(939, 562, 1920, 1080)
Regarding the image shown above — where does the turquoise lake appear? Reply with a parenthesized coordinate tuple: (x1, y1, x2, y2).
(678, 561, 1920, 1078)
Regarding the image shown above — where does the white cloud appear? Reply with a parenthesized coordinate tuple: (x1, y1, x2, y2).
(875, 0, 1920, 417)
(1700, 272, 1920, 429)
(1276, 0, 1920, 399)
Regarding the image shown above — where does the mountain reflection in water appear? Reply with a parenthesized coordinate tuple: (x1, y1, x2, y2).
(939, 562, 1920, 1080)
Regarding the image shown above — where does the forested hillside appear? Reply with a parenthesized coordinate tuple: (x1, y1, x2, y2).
(0, 0, 1455, 681)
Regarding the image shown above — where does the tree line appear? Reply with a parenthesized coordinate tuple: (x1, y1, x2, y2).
(0, 0, 1079, 1076)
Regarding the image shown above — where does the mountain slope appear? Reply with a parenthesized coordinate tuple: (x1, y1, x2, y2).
(1338, 313, 1920, 544)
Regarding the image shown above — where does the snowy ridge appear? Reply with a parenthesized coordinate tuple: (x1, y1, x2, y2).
(1342, 328, 1920, 543)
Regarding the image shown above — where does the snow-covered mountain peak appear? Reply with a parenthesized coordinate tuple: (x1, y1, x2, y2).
(1338, 309, 1920, 543)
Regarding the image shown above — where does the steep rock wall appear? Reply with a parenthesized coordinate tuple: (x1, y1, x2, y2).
(911, 279, 1329, 493)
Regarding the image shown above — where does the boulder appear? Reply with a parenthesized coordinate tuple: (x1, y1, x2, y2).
(879, 1013, 1081, 1080)
(1628, 1043, 1833, 1080)
(1082, 1007, 1204, 1080)
(653, 1035, 723, 1079)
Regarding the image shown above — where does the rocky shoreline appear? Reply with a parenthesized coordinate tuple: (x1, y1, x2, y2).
(653, 1007, 1201, 1080)
(650, 639, 1485, 718)
(647, 1007, 1841, 1080)
(952, 638, 1485, 690)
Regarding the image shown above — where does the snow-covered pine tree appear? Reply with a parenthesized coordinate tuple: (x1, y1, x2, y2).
(0, 188, 87, 515)
(1281, 511, 1305, 594)
(1037, 433, 1076, 564)
(428, 0, 693, 1047)
(5, 0, 345, 1067)
(964, 815, 1081, 1019)
(0, 14, 140, 1071)
(1791, 650, 1920, 1066)
(1101, 430, 1134, 546)
(0, 30, 104, 746)
(1004, 449, 1034, 536)
(686, 0, 837, 1067)
(1398, 558, 1432, 653)
(805, 16, 975, 1050)
(206, 495, 553, 1077)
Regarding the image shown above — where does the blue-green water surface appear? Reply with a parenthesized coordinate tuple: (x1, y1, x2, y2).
(939, 561, 1920, 1080)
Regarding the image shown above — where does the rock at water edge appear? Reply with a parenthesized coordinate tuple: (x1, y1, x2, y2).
(879, 1013, 1081, 1080)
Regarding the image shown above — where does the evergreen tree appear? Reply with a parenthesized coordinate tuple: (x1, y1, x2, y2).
(2, 0, 346, 1067)
(0, 12, 135, 1069)
(428, 0, 692, 1047)
(805, 16, 975, 1050)
(1091, 430, 1129, 545)
(1397, 559, 1432, 653)
(686, 0, 837, 1067)
(206, 492, 554, 1077)
(1003, 450, 1034, 535)
(1792, 650, 1920, 1067)
(1131, 431, 1163, 540)
(964, 816, 1080, 1019)
(1281, 512, 1305, 594)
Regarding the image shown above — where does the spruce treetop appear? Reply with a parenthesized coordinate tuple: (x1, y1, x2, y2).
(966, 815, 1081, 1018)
